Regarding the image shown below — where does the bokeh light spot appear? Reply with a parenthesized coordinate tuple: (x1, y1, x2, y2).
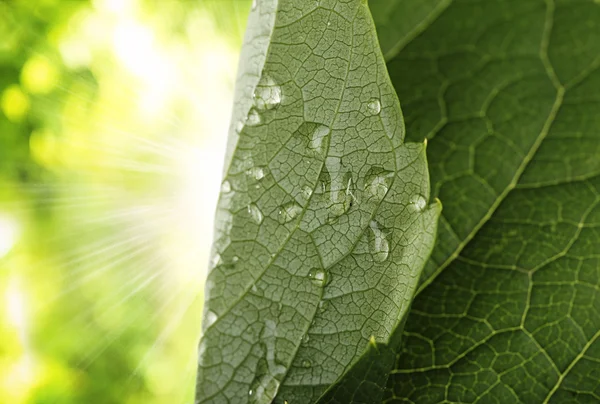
(1, 85, 30, 122)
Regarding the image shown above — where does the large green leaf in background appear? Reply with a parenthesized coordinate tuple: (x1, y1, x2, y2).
(196, 0, 440, 403)
(374, 0, 600, 402)
(370, 0, 451, 61)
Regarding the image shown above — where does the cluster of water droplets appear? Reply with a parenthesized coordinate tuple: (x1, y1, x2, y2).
(238, 75, 283, 133)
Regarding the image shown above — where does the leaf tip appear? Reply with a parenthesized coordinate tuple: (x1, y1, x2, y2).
(369, 335, 377, 347)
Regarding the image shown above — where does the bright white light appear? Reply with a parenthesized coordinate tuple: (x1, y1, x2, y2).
(93, 0, 135, 14)
(6, 278, 26, 332)
(112, 21, 176, 116)
(0, 215, 19, 258)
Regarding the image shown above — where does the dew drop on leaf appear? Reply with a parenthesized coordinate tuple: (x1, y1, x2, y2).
(302, 359, 312, 368)
(366, 98, 381, 115)
(235, 120, 244, 133)
(369, 220, 390, 263)
(293, 122, 330, 157)
(253, 76, 282, 110)
(325, 157, 354, 218)
(204, 310, 218, 328)
(248, 375, 280, 404)
(247, 166, 266, 180)
(301, 333, 310, 345)
(365, 166, 393, 201)
(308, 268, 329, 286)
(248, 203, 264, 224)
(210, 254, 221, 269)
(251, 0, 257, 10)
(308, 125, 330, 154)
(409, 194, 427, 212)
(278, 202, 302, 224)
(246, 108, 262, 126)
(302, 185, 313, 199)
(221, 180, 232, 193)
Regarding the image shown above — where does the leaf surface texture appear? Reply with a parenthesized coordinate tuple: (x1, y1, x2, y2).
(383, 0, 600, 402)
(196, 0, 439, 403)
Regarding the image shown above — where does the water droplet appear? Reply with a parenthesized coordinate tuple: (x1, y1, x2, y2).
(293, 122, 330, 157)
(247, 166, 266, 180)
(235, 120, 244, 133)
(232, 256, 239, 263)
(210, 254, 221, 269)
(221, 180, 232, 193)
(325, 158, 354, 218)
(369, 221, 389, 263)
(309, 125, 330, 154)
(366, 98, 381, 115)
(409, 194, 427, 212)
(247, 320, 285, 403)
(302, 185, 313, 199)
(302, 359, 312, 368)
(204, 310, 218, 328)
(248, 203, 264, 224)
(198, 340, 207, 365)
(301, 334, 310, 345)
(365, 166, 393, 201)
(278, 202, 302, 224)
(248, 375, 280, 404)
(251, 284, 258, 293)
(318, 300, 328, 313)
(315, 168, 330, 195)
(251, 0, 257, 10)
(308, 268, 329, 286)
(254, 76, 282, 110)
(246, 108, 262, 126)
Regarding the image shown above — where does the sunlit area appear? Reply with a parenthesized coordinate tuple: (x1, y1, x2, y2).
(0, 0, 250, 402)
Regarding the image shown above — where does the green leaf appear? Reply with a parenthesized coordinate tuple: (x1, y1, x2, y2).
(196, 0, 439, 403)
(369, 0, 451, 61)
(383, 0, 600, 402)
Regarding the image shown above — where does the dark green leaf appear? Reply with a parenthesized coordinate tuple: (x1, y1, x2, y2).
(384, 0, 600, 402)
(370, 0, 451, 61)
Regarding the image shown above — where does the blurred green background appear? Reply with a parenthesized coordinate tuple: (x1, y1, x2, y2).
(0, 0, 250, 402)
